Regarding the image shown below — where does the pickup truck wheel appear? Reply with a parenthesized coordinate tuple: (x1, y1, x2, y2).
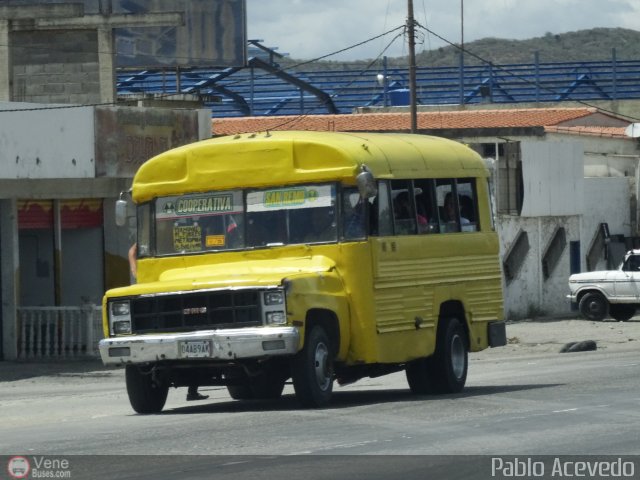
(578, 292, 609, 321)
(609, 304, 636, 322)
(291, 326, 334, 408)
(125, 365, 168, 414)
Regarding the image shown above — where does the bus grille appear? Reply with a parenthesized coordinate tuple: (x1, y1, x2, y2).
(130, 290, 261, 333)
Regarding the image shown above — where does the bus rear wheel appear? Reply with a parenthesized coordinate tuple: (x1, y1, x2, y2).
(406, 317, 468, 394)
(125, 365, 169, 414)
(405, 357, 434, 394)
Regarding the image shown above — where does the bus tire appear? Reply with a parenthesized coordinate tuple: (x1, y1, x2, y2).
(428, 317, 468, 394)
(291, 325, 334, 408)
(227, 384, 254, 400)
(405, 357, 434, 394)
(125, 365, 168, 414)
(227, 370, 287, 400)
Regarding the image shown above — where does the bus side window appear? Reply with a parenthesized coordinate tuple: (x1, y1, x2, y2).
(376, 181, 393, 236)
(436, 179, 459, 233)
(414, 179, 439, 234)
(456, 178, 479, 232)
(391, 180, 417, 235)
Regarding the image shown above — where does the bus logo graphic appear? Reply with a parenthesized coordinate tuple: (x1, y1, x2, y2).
(7, 456, 30, 479)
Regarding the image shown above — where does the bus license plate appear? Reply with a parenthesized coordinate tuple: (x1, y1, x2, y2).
(180, 341, 211, 358)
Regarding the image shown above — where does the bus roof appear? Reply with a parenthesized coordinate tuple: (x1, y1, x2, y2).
(132, 131, 488, 203)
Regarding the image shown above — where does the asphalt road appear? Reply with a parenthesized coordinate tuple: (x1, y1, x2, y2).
(1, 319, 639, 479)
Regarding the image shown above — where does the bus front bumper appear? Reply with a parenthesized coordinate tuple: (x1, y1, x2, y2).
(98, 326, 300, 365)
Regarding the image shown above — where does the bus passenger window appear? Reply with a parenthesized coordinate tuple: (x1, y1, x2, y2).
(437, 179, 460, 233)
(456, 179, 479, 232)
(391, 180, 417, 235)
(436, 178, 479, 233)
(413, 179, 439, 234)
(376, 181, 393, 236)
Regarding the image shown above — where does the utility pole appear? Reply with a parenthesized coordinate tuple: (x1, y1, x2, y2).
(407, 0, 417, 133)
(459, 0, 464, 104)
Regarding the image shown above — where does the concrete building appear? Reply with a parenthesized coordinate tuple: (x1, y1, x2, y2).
(211, 108, 639, 320)
(0, 3, 209, 361)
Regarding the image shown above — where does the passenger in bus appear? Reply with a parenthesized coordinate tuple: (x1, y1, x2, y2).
(444, 193, 470, 223)
(394, 191, 427, 232)
(459, 195, 474, 222)
(303, 207, 336, 242)
(393, 192, 411, 220)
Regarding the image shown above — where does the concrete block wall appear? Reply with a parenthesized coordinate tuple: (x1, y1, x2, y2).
(11, 30, 100, 104)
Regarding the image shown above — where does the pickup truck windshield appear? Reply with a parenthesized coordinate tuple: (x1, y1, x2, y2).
(144, 184, 343, 256)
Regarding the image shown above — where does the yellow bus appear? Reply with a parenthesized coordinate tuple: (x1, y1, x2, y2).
(99, 130, 506, 413)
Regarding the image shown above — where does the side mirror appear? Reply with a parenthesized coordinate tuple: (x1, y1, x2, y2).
(356, 165, 377, 199)
(115, 194, 129, 227)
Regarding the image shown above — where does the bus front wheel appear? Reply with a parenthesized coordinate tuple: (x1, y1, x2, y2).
(125, 365, 169, 414)
(291, 325, 334, 408)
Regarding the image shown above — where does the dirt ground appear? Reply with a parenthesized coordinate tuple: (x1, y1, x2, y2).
(483, 316, 640, 357)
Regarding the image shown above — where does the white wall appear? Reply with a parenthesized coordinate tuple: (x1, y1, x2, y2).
(520, 139, 584, 217)
(581, 176, 631, 271)
(0, 102, 95, 179)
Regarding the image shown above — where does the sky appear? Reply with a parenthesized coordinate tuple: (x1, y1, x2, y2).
(247, 0, 640, 62)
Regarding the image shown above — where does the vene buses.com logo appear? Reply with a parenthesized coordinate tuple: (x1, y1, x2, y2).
(7, 456, 30, 479)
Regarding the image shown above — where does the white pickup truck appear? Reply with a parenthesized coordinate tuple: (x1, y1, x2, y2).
(568, 250, 640, 321)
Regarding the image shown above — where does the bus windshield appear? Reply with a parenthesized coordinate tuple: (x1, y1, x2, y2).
(144, 183, 351, 257)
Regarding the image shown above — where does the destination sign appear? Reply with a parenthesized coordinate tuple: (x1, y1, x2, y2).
(247, 185, 333, 212)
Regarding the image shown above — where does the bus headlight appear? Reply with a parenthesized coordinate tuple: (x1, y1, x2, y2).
(266, 311, 287, 325)
(113, 320, 132, 334)
(262, 288, 286, 325)
(109, 300, 132, 335)
(264, 291, 284, 305)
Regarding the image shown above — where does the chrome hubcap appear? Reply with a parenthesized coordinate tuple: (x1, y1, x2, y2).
(314, 342, 331, 391)
(450, 334, 466, 379)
